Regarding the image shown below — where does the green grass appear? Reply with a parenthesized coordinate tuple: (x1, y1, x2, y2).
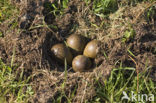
(0, 0, 19, 23)
(44, 0, 69, 17)
(91, 64, 156, 103)
(0, 59, 33, 103)
(0, 0, 19, 37)
(122, 25, 136, 43)
(85, 0, 118, 18)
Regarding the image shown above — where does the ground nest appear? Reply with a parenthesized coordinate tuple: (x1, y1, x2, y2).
(0, 0, 155, 103)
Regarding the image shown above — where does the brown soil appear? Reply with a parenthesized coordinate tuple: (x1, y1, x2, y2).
(0, 0, 155, 103)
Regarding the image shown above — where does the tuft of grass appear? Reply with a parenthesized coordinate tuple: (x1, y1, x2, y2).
(91, 64, 156, 103)
(0, 0, 19, 34)
(85, 0, 118, 18)
(0, 59, 34, 103)
(44, 0, 69, 17)
(0, 0, 19, 23)
(122, 25, 136, 43)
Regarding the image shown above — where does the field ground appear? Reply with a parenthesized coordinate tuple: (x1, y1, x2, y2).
(0, 0, 156, 103)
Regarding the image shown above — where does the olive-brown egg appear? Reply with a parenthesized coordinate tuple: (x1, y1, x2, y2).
(51, 43, 73, 64)
(83, 40, 99, 59)
(67, 34, 86, 54)
(72, 55, 91, 72)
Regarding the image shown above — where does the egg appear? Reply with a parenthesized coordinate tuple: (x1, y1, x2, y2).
(72, 55, 91, 72)
(67, 34, 86, 54)
(83, 40, 99, 59)
(51, 43, 73, 64)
